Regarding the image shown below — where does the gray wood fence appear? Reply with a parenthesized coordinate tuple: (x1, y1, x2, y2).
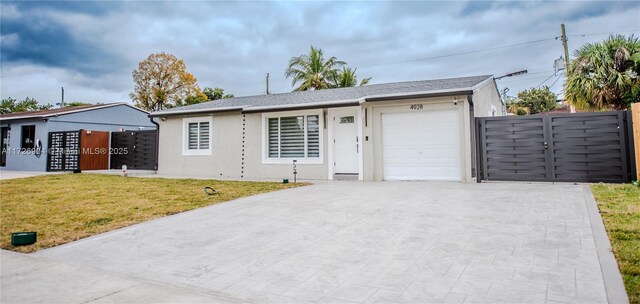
(110, 130, 157, 170)
(476, 111, 636, 183)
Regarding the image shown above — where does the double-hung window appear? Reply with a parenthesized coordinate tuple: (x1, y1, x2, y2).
(264, 110, 322, 164)
(183, 117, 212, 155)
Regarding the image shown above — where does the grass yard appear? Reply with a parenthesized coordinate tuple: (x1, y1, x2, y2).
(591, 184, 640, 304)
(0, 174, 306, 253)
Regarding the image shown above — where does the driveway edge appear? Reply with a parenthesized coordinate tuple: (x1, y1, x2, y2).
(583, 186, 630, 304)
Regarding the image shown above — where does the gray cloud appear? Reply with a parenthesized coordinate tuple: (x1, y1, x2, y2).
(1, 1, 639, 105)
(0, 2, 124, 76)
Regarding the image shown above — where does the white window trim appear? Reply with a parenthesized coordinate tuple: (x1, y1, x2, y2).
(261, 109, 324, 165)
(182, 116, 213, 156)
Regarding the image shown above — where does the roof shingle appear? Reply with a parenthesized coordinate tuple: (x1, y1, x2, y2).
(152, 75, 493, 115)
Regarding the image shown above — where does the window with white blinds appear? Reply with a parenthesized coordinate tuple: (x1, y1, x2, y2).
(188, 122, 210, 150)
(183, 118, 212, 155)
(307, 115, 320, 157)
(267, 114, 320, 159)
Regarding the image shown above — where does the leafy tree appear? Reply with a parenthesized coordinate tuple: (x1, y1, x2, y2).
(285, 46, 346, 91)
(564, 35, 640, 110)
(130, 52, 204, 111)
(203, 87, 234, 101)
(177, 87, 233, 107)
(179, 91, 209, 107)
(63, 101, 92, 107)
(0, 97, 52, 114)
(515, 86, 558, 114)
(330, 67, 371, 88)
(505, 96, 530, 115)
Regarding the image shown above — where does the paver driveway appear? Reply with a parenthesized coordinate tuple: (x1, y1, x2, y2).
(32, 182, 611, 303)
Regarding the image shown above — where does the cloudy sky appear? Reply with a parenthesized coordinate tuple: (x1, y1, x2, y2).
(1, 1, 639, 106)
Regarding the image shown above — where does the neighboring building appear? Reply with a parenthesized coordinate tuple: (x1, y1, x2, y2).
(0, 103, 154, 171)
(150, 75, 503, 182)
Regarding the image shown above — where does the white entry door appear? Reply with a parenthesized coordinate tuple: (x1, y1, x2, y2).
(333, 110, 359, 174)
(382, 110, 461, 181)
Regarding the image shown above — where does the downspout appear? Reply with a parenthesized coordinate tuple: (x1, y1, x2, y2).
(467, 95, 479, 183)
(149, 115, 160, 171)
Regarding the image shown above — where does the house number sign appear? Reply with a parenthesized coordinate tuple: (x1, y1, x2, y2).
(409, 104, 423, 110)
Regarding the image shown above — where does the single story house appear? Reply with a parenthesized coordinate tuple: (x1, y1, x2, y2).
(0, 103, 155, 171)
(150, 75, 504, 182)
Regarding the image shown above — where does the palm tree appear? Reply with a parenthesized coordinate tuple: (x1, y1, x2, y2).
(564, 35, 640, 110)
(285, 46, 346, 91)
(331, 67, 372, 88)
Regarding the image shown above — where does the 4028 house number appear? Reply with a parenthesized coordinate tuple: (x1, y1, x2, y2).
(410, 104, 423, 110)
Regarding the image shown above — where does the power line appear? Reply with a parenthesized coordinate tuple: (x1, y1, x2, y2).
(546, 72, 564, 89)
(567, 29, 640, 38)
(498, 74, 557, 84)
(535, 73, 557, 88)
(360, 29, 638, 69)
(359, 37, 556, 68)
(214, 28, 636, 90)
(215, 29, 636, 88)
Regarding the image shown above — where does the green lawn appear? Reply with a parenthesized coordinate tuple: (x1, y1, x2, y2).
(0, 174, 306, 253)
(591, 184, 640, 304)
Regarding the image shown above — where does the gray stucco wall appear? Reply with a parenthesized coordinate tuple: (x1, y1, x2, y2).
(473, 80, 505, 117)
(47, 104, 155, 131)
(1, 119, 49, 171)
(362, 96, 473, 182)
(156, 111, 328, 180)
(155, 87, 502, 181)
(1, 104, 155, 171)
(243, 111, 328, 180)
(156, 112, 242, 178)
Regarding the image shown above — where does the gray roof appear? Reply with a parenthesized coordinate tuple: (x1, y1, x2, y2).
(0, 103, 148, 121)
(151, 75, 494, 116)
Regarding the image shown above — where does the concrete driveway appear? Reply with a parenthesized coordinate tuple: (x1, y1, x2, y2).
(5, 182, 625, 303)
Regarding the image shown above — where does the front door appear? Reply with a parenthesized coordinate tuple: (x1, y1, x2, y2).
(1, 127, 8, 167)
(333, 110, 359, 174)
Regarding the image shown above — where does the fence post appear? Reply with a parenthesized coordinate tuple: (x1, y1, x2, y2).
(632, 103, 640, 181)
(475, 118, 483, 183)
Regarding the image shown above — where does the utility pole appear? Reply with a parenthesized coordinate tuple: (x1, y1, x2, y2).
(61, 87, 65, 108)
(266, 73, 270, 95)
(561, 24, 570, 70)
(560, 24, 575, 113)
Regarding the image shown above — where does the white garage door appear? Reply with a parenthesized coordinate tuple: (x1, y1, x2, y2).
(382, 110, 461, 181)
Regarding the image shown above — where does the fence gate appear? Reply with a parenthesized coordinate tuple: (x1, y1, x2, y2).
(79, 130, 110, 171)
(47, 131, 81, 172)
(110, 130, 157, 170)
(476, 111, 635, 183)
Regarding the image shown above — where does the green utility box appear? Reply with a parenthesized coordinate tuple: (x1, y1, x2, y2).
(11, 232, 37, 246)
(283, 179, 289, 184)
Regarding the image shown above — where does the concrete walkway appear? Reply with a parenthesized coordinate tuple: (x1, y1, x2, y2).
(2, 182, 628, 303)
(0, 170, 59, 180)
(82, 169, 158, 177)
